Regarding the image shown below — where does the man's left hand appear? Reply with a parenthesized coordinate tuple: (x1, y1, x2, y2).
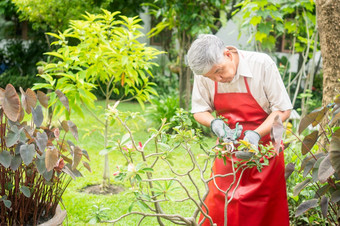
(244, 130, 261, 148)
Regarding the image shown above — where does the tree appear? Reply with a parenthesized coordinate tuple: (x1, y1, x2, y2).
(33, 10, 163, 187)
(315, 0, 340, 105)
(146, 0, 241, 110)
(238, 0, 321, 116)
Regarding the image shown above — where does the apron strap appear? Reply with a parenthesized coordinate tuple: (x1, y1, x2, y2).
(244, 77, 251, 94)
(214, 81, 218, 95)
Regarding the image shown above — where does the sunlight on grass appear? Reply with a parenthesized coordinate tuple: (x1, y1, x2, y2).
(62, 100, 215, 225)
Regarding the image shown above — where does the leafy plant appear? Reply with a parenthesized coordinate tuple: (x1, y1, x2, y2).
(0, 84, 90, 225)
(33, 10, 163, 187)
(87, 203, 110, 224)
(146, 94, 211, 136)
(285, 95, 340, 225)
(101, 104, 283, 225)
(0, 39, 48, 90)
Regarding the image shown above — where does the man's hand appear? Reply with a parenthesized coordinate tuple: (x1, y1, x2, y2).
(211, 119, 243, 143)
(244, 130, 261, 148)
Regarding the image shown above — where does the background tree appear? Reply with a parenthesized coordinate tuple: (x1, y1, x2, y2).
(146, 0, 241, 109)
(315, 0, 340, 105)
(238, 0, 321, 116)
(33, 10, 163, 187)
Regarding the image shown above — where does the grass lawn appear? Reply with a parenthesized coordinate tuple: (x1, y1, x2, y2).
(61, 100, 215, 225)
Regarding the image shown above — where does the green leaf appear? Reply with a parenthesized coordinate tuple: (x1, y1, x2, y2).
(44, 52, 65, 60)
(2, 199, 11, 208)
(20, 186, 31, 198)
(249, 16, 262, 26)
(20, 144, 36, 166)
(5, 127, 20, 147)
(43, 169, 53, 181)
(258, 22, 271, 35)
(35, 156, 46, 175)
(136, 200, 149, 211)
(10, 155, 22, 171)
(0, 151, 12, 168)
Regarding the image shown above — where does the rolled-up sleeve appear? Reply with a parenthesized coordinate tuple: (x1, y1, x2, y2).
(191, 75, 214, 113)
(263, 61, 293, 112)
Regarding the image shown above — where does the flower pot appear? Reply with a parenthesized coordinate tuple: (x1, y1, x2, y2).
(38, 205, 66, 226)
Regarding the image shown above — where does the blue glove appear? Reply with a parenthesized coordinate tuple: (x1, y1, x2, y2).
(211, 119, 243, 143)
(244, 130, 261, 148)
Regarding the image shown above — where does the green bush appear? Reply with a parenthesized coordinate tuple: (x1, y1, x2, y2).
(146, 92, 211, 136)
(0, 39, 47, 89)
(0, 70, 44, 90)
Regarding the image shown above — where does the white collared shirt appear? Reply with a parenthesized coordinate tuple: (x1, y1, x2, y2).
(191, 48, 293, 114)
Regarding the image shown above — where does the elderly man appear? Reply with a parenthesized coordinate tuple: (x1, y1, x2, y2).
(187, 34, 292, 226)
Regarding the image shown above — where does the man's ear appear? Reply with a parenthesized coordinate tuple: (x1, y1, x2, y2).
(224, 48, 232, 58)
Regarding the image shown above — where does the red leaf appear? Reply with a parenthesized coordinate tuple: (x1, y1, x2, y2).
(72, 146, 82, 170)
(45, 147, 59, 172)
(3, 84, 20, 121)
(19, 87, 37, 114)
(37, 90, 49, 108)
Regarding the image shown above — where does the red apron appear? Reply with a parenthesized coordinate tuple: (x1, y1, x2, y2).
(199, 77, 289, 226)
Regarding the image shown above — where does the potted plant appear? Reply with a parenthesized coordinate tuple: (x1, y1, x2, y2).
(0, 84, 90, 225)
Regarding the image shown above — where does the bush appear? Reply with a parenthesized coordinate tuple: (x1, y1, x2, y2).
(0, 39, 48, 89)
(284, 95, 340, 225)
(146, 92, 211, 136)
(0, 70, 44, 90)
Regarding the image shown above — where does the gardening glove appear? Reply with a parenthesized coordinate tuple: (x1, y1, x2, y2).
(211, 119, 243, 143)
(243, 130, 261, 148)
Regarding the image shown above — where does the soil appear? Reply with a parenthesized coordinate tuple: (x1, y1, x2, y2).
(80, 184, 125, 195)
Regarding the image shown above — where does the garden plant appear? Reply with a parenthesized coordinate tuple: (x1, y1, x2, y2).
(0, 84, 90, 225)
(101, 104, 285, 225)
(284, 94, 340, 225)
(33, 9, 163, 187)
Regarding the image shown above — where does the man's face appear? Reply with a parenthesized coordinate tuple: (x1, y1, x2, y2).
(203, 50, 237, 83)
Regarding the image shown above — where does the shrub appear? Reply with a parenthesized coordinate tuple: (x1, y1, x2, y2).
(284, 95, 340, 225)
(0, 84, 90, 224)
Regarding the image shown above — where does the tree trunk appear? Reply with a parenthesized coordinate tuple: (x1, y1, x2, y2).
(315, 0, 340, 105)
(179, 32, 193, 110)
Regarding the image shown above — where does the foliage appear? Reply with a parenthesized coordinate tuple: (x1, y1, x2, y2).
(0, 84, 90, 224)
(284, 94, 340, 225)
(87, 203, 110, 224)
(238, 0, 322, 116)
(11, 0, 102, 32)
(101, 105, 283, 225)
(0, 39, 48, 89)
(0, 72, 44, 91)
(237, 0, 317, 52)
(33, 10, 163, 185)
(144, 0, 241, 109)
(103, 0, 153, 18)
(146, 93, 211, 136)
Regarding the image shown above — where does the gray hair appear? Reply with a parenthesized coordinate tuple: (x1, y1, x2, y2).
(187, 34, 225, 75)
